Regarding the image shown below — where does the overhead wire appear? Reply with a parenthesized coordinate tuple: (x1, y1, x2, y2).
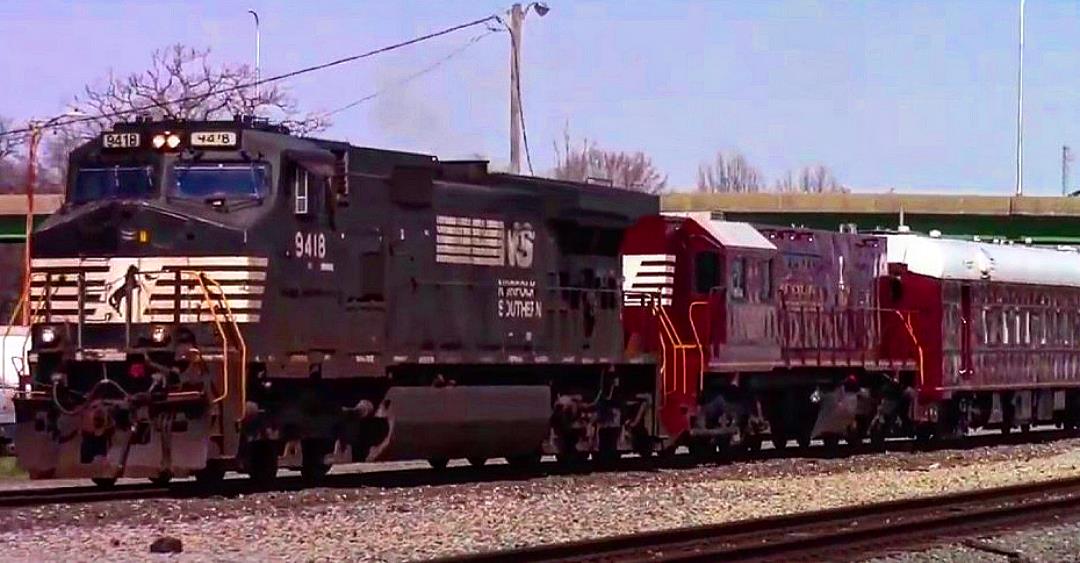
(0, 14, 500, 139)
(321, 28, 499, 119)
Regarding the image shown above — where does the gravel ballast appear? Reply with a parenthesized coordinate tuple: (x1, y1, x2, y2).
(3, 440, 1080, 562)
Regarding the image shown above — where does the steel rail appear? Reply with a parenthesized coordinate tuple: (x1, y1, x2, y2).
(0, 429, 1074, 509)
(435, 475, 1080, 563)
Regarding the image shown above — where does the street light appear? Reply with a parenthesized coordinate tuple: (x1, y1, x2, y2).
(21, 110, 82, 325)
(507, 2, 549, 175)
(1015, 0, 1024, 196)
(248, 10, 261, 109)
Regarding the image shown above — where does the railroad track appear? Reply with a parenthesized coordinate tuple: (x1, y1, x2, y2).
(437, 475, 1080, 562)
(0, 428, 1073, 509)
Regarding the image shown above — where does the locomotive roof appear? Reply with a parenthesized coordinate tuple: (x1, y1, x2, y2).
(664, 212, 777, 251)
(886, 233, 1080, 287)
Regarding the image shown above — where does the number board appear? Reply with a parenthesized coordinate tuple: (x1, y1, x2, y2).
(102, 133, 141, 149)
(191, 131, 238, 148)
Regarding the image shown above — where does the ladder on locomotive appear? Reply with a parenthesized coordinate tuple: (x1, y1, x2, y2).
(648, 297, 705, 403)
(180, 271, 248, 456)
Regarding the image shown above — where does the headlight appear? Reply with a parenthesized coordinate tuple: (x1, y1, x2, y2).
(166, 134, 181, 149)
(39, 326, 57, 344)
(151, 325, 169, 343)
(152, 134, 166, 148)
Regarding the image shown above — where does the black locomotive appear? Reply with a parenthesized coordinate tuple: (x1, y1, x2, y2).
(13, 117, 658, 485)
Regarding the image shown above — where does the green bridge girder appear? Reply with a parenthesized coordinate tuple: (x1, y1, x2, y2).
(662, 192, 1080, 244)
(0, 193, 1078, 243)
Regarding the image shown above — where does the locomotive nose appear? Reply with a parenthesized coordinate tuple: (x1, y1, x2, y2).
(32, 200, 244, 255)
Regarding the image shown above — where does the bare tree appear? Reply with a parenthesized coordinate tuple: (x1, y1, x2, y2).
(0, 116, 27, 192)
(697, 151, 763, 193)
(774, 164, 848, 193)
(65, 44, 328, 138)
(551, 130, 667, 194)
(37, 44, 330, 182)
(0, 116, 20, 161)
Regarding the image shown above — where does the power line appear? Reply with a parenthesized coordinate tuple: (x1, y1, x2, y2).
(507, 25, 534, 175)
(0, 14, 499, 139)
(322, 29, 497, 119)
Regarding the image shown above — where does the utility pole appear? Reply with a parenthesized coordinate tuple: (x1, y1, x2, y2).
(506, 2, 549, 175)
(1015, 0, 1025, 196)
(508, 3, 523, 175)
(20, 110, 81, 324)
(248, 10, 261, 107)
(1064, 145, 1073, 196)
(22, 123, 41, 325)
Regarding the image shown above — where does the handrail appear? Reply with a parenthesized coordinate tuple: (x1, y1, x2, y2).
(653, 302, 687, 394)
(890, 309, 925, 389)
(179, 270, 246, 408)
(197, 272, 248, 410)
(688, 301, 707, 391)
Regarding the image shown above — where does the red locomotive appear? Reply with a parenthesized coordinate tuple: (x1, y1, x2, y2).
(621, 212, 1080, 454)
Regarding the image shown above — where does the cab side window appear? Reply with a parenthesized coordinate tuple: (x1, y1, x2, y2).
(730, 257, 746, 301)
(294, 170, 310, 215)
(694, 251, 720, 294)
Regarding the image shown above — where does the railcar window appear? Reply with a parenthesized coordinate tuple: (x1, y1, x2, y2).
(731, 257, 746, 301)
(761, 259, 773, 301)
(694, 251, 720, 294)
(73, 166, 154, 203)
(173, 162, 268, 200)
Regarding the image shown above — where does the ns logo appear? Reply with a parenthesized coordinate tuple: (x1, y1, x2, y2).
(506, 221, 535, 269)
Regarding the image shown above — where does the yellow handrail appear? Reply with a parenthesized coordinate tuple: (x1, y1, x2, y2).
(178, 270, 246, 408)
(197, 273, 248, 409)
(653, 302, 680, 395)
(890, 309, 925, 389)
(688, 301, 707, 391)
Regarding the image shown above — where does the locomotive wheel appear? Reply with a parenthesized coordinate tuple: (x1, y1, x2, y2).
(556, 451, 587, 467)
(195, 462, 226, 487)
(796, 433, 812, 449)
(248, 441, 278, 487)
(506, 453, 542, 469)
(149, 472, 172, 487)
(688, 438, 715, 461)
(743, 436, 762, 454)
(770, 434, 788, 451)
(467, 457, 488, 467)
(301, 440, 332, 481)
(428, 458, 449, 470)
(821, 435, 840, 450)
(92, 477, 117, 489)
(1020, 423, 1031, 434)
(301, 463, 331, 481)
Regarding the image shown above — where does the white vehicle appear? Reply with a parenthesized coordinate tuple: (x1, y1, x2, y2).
(0, 326, 29, 449)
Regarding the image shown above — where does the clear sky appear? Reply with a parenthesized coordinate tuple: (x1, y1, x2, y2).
(1, 0, 1077, 194)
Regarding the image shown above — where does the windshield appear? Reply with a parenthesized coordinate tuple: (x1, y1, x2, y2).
(173, 162, 269, 200)
(72, 166, 155, 203)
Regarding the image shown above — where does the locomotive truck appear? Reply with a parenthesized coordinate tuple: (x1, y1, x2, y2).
(13, 117, 1080, 487)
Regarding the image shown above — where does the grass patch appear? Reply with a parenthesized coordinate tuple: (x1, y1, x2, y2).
(0, 455, 26, 479)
